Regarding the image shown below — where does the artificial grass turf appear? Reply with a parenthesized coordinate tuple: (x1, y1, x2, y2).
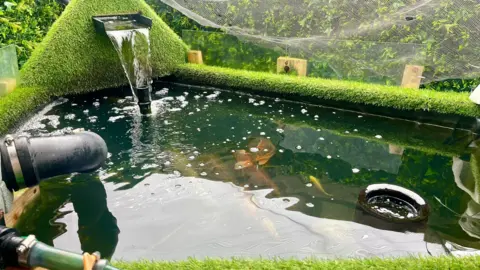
(0, 86, 51, 134)
(113, 256, 480, 269)
(19, 0, 188, 96)
(171, 64, 480, 119)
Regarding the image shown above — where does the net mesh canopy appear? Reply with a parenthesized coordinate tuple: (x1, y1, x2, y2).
(159, 0, 480, 86)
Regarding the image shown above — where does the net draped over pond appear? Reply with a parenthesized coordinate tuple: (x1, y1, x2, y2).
(156, 0, 480, 85)
(13, 83, 480, 260)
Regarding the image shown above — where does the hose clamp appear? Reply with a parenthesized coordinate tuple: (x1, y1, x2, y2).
(17, 234, 37, 266)
(4, 135, 24, 185)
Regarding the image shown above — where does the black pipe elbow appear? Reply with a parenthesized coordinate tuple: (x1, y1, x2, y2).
(0, 131, 108, 191)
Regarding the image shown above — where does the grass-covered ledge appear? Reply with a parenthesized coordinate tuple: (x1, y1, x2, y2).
(113, 256, 480, 269)
(170, 64, 480, 122)
(0, 86, 52, 134)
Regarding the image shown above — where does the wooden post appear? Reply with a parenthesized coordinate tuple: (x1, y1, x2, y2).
(0, 78, 16, 96)
(187, 50, 203, 64)
(389, 144, 404, 156)
(277, 57, 307, 77)
(401, 65, 424, 89)
(5, 187, 40, 227)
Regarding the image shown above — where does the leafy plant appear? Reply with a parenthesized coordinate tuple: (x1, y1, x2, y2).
(0, 0, 64, 68)
(147, 0, 480, 92)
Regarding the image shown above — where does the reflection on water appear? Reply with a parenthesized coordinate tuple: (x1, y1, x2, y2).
(12, 83, 480, 260)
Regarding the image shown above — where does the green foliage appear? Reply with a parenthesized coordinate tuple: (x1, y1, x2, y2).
(145, 0, 214, 35)
(147, 0, 480, 91)
(19, 0, 188, 95)
(0, 0, 63, 67)
(172, 64, 480, 118)
(113, 256, 480, 270)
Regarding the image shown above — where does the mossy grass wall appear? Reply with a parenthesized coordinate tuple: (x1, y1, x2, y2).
(171, 64, 480, 120)
(19, 0, 188, 95)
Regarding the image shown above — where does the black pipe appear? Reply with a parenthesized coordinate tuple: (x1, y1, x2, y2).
(0, 131, 108, 191)
(135, 86, 152, 115)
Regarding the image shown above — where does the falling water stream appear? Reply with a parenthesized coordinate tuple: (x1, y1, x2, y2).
(105, 20, 152, 110)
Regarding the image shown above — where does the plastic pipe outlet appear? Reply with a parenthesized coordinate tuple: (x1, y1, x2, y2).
(0, 131, 108, 191)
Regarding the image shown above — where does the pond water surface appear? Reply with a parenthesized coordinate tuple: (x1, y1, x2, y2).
(14, 82, 480, 260)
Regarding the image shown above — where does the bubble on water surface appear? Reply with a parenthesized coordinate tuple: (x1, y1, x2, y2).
(141, 164, 159, 170)
(358, 115, 363, 118)
(375, 135, 383, 139)
(155, 88, 169, 96)
(64, 114, 76, 120)
(200, 163, 205, 167)
(200, 172, 207, 176)
(250, 147, 259, 153)
(108, 115, 125, 122)
(279, 149, 284, 153)
(306, 203, 314, 208)
(301, 109, 308, 114)
(276, 129, 284, 133)
(206, 91, 220, 100)
(93, 102, 100, 107)
(260, 132, 266, 136)
(319, 137, 325, 141)
(164, 161, 171, 166)
(327, 155, 332, 159)
(352, 168, 360, 173)
(306, 183, 313, 187)
(83, 109, 89, 114)
(88, 116, 98, 123)
(186, 164, 192, 168)
(188, 156, 195, 160)
(244, 184, 249, 188)
(296, 145, 302, 150)
(354, 129, 358, 132)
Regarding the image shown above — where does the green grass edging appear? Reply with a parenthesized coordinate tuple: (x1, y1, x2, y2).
(19, 0, 188, 95)
(113, 256, 480, 269)
(0, 86, 52, 134)
(172, 64, 480, 119)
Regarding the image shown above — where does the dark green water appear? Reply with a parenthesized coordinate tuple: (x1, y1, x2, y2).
(13, 83, 480, 260)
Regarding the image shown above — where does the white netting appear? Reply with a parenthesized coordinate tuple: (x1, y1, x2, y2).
(159, 0, 480, 85)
